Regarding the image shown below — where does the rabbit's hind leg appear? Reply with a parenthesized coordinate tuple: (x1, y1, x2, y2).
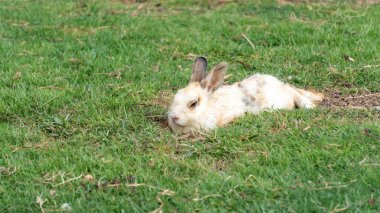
(289, 86, 323, 109)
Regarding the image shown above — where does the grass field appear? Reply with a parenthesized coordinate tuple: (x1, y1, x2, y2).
(1, 0, 380, 212)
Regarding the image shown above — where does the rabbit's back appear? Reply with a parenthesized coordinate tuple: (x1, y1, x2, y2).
(239, 74, 296, 110)
(207, 84, 247, 126)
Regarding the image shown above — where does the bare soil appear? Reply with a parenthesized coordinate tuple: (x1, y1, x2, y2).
(321, 90, 380, 109)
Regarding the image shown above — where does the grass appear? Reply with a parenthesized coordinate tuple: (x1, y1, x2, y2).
(1, 0, 379, 211)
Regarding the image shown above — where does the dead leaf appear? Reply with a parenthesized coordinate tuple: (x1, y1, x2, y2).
(12, 21, 29, 28)
(13, 71, 22, 80)
(150, 195, 164, 213)
(36, 195, 45, 205)
(84, 174, 94, 182)
(36, 195, 46, 213)
(153, 64, 160, 72)
(303, 125, 311, 131)
(132, 3, 144, 16)
(68, 58, 81, 63)
(344, 55, 355, 62)
(49, 190, 56, 196)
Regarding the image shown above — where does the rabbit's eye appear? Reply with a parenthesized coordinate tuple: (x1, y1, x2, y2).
(188, 100, 198, 109)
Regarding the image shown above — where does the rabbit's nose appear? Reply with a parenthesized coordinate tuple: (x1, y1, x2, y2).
(171, 115, 179, 122)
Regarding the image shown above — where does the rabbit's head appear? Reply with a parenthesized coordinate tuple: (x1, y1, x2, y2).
(168, 57, 227, 133)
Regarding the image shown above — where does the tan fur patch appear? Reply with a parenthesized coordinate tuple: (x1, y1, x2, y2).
(184, 82, 200, 93)
(216, 116, 232, 126)
(216, 116, 225, 126)
(254, 92, 266, 106)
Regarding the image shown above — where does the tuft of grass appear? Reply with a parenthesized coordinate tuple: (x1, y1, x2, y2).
(0, 0, 379, 211)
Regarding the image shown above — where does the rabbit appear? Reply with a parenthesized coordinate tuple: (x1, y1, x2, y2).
(168, 56, 324, 134)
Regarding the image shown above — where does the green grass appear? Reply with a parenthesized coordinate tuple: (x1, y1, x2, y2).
(1, 0, 380, 211)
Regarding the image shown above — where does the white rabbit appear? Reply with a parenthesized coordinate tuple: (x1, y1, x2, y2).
(168, 57, 324, 134)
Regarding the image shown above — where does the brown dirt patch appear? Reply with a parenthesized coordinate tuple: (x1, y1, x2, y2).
(321, 90, 380, 109)
(146, 114, 169, 129)
(278, 0, 380, 5)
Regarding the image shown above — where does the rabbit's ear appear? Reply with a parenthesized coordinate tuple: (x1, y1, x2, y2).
(190, 57, 208, 83)
(201, 62, 227, 92)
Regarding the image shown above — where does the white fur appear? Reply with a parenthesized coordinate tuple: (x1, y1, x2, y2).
(168, 59, 323, 134)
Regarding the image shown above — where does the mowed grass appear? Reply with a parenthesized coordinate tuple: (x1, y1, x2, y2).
(1, 0, 380, 211)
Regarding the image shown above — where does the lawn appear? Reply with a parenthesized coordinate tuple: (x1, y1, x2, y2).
(1, 0, 379, 212)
